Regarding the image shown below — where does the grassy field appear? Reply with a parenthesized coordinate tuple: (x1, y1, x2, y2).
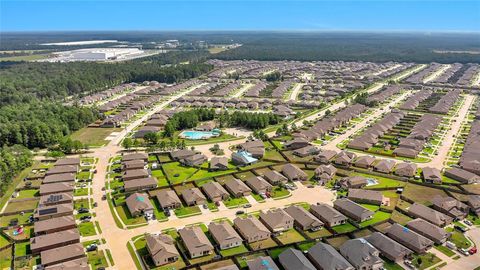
(0, 54, 49, 62)
(208, 47, 229, 54)
(402, 183, 448, 205)
(70, 127, 121, 146)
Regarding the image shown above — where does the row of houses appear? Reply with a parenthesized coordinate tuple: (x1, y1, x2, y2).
(429, 89, 461, 114)
(120, 153, 157, 192)
(78, 82, 137, 105)
(394, 114, 443, 158)
(399, 90, 433, 110)
(459, 120, 480, 175)
(405, 63, 443, 84)
(367, 85, 402, 104)
(294, 104, 367, 142)
(31, 158, 88, 269)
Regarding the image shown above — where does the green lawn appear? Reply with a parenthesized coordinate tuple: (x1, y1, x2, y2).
(14, 241, 30, 257)
(248, 238, 277, 251)
(115, 205, 147, 226)
(151, 169, 169, 187)
(74, 187, 90, 197)
(77, 171, 92, 181)
(219, 244, 249, 257)
(446, 228, 471, 249)
(162, 162, 198, 184)
(174, 206, 201, 218)
(0, 212, 33, 227)
(4, 200, 38, 213)
(434, 245, 456, 257)
(74, 198, 91, 210)
(359, 211, 391, 228)
(223, 196, 248, 208)
(304, 228, 332, 239)
(332, 222, 357, 234)
(16, 189, 39, 199)
(270, 186, 290, 199)
(352, 172, 406, 189)
(78, 222, 97, 237)
(297, 241, 316, 251)
(359, 203, 380, 211)
(0, 247, 12, 269)
(87, 250, 108, 269)
(411, 253, 441, 270)
(275, 229, 306, 245)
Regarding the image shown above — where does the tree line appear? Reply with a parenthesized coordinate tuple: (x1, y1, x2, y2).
(0, 145, 33, 197)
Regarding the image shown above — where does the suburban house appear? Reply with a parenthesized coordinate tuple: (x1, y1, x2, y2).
(40, 243, 86, 267)
(247, 256, 279, 270)
(394, 162, 418, 177)
(339, 175, 368, 189)
(278, 248, 316, 270)
(282, 164, 308, 181)
(386, 223, 434, 253)
(122, 160, 146, 171)
(348, 189, 389, 206)
(196, 122, 216, 131)
(468, 195, 480, 216)
(307, 242, 354, 270)
(54, 158, 81, 168)
(123, 169, 150, 181)
(406, 218, 450, 244)
(39, 182, 74, 196)
(408, 203, 453, 227)
(365, 232, 413, 263)
(284, 138, 310, 150)
(181, 188, 207, 206)
(233, 216, 271, 243)
(246, 176, 273, 195)
(339, 239, 384, 270)
(39, 193, 73, 206)
(180, 153, 207, 167)
(155, 189, 182, 210)
(422, 167, 443, 184)
(123, 177, 157, 192)
(46, 165, 78, 176)
(293, 145, 319, 157)
(30, 229, 80, 254)
(232, 150, 258, 166)
(333, 199, 374, 223)
(354, 156, 376, 168)
(444, 167, 480, 184)
(209, 157, 229, 171)
(122, 153, 149, 162)
(259, 209, 294, 232)
(310, 203, 348, 227)
(431, 196, 469, 220)
(263, 170, 288, 185)
(208, 221, 243, 250)
(178, 226, 214, 259)
(34, 203, 73, 221)
(170, 150, 197, 161)
(285, 205, 324, 231)
(238, 140, 265, 158)
(334, 151, 356, 166)
(145, 233, 179, 267)
(374, 159, 396, 173)
(314, 164, 337, 185)
(125, 192, 154, 217)
(34, 216, 76, 235)
(202, 182, 230, 202)
(224, 178, 252, 197)
(314, 150, 337, 164)
(43, 173, 75, 184)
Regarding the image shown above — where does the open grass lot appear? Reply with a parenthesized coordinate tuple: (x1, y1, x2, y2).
(275, 229, 305, 245)
(359, 211, 391, 228)
(402, 183, 448, 205)
(219, 244, 249, 257)
(78, 221, 97, 237)
(248, 238, 278, 251)
(0, 54, 49, 62)
(189, 168, 237, 182)
(352, 172, 406, 189)
(115, 205, 147, 226)
(304, 228, 332, 239)
(15, 189, 39, 199)
(70, 127, 121, 146)
(411, 253, 441, 270)
(174, 205, 201, 218)
(87, 250, 108, 269)
(332, 222, 357, 234)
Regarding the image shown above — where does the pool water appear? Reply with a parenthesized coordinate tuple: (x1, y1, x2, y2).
(366, 178, 379, 186)
(179, 130, 220, 140)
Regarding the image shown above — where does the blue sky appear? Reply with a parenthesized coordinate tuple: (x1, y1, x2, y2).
(1, 1, 479, 32)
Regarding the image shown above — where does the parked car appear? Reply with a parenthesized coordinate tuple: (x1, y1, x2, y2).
(79, 215, 91, 221)
(404, 260, 416, 269)
(469, 247, 477, 254)
(86, 244, 97, 252)
(78, 208, 89, 214)
(202, 204, 208, 209)
(235, 210, 245, 215)
(454, 225, 467, 233)
(243, 204, 252, 208)
(446, 241, 456, 249)
(101, 194, 107, 200)
(458, 247, 470, 256)
(464, 220, 473, 226)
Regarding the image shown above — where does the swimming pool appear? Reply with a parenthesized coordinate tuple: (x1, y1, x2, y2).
(179, 130, 220, 140)
(366, 178, 379, 186)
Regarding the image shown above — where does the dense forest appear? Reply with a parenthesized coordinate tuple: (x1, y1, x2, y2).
(0, 145, 33, 197)
(0, 50, 213, 149)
